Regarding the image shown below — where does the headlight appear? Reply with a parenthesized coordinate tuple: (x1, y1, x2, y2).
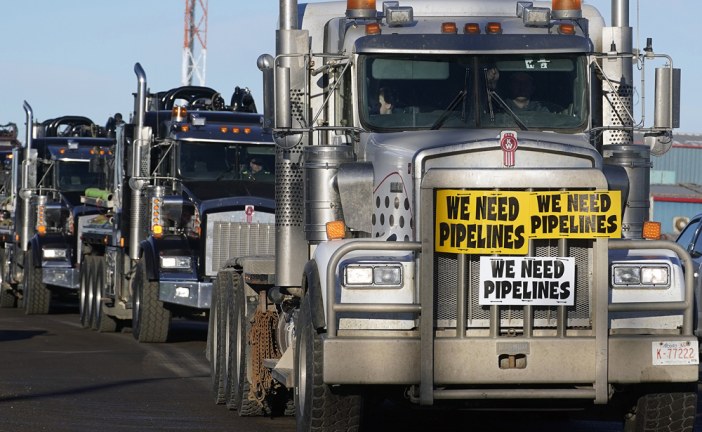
(160, 256, 192, 270)
(612, 264, 670, 288)
(344, 264, 402, 287)
(43, 248, 68, 259)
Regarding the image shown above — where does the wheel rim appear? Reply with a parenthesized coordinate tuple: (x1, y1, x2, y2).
(79, 261, 88, 320)
(92, 260, 104, 329)
(296, 314, 308, 416)
(132, 265, 142, 336)
(23, 252, 32, 312)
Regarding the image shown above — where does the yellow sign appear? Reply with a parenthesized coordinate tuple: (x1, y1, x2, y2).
(435, 190, 621, 255)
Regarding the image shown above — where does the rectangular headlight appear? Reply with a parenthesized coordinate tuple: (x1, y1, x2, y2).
(373, 265, 402, 285)
(43, 248, 68, 259)
(344, 264, 402, 287)
(160, 256, 192, 270)
(345, 266, 373, 285)
(612, 264, 670, 288)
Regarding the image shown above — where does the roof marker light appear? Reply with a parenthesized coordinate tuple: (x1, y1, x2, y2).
(365, 22, 381, 35)
(485, 22, 502, 34)
(464, 23, 480, 34)
(172, 106, 186, 122)
(441, 22, 457, 34)
(558, 23, 576, 35)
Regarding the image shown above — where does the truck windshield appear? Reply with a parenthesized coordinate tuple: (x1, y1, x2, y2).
(57, 160, 105, 192)
(360, 54, 587, 131)
(178, 141, 275, 183)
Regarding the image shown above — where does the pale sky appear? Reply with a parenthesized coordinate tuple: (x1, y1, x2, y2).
(0, 1, 698, 134)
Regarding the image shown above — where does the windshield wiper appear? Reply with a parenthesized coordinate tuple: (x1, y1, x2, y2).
(486, 90, 528, 131)
(431, 90, 466, 130)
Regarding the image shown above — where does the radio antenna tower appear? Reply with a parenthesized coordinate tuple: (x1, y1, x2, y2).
(182, 0, 208, 86)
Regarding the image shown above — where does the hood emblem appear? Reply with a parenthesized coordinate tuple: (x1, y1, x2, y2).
(500, 131, 518, 167)
(245, 205, 255, 224)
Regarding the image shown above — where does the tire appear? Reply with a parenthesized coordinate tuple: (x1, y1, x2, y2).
(0, 285, 15, 308)
(132, 259, 171, 343)
(79, 256, 95, 328)
(624, 391, 697, 432)
(93, 256, 117, 333)
(210, 271, 229, 404)
(23, 248, 51, 315)
(225, 270, 267, 416)
(294, 294, 363, 432)
(0, 248, 16, 308)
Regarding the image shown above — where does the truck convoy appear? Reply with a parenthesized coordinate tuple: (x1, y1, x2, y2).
(77, 63, 276, 342)
(207, 0, 698, 430)
(0, 107, 113, 315)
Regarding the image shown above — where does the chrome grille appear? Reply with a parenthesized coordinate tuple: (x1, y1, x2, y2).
(208, 222, 275, 275)
(434, 239, 592, 330)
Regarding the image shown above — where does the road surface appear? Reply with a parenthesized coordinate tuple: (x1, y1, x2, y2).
(0, 298, 699, 431)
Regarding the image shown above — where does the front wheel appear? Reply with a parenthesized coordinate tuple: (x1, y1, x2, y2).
(23, 248, 51, 315)
(210, 270, 229, 404)
(624, 391, 697, 432)
(132, 260, 171, 343)
(294, 294, 363, 432)
(79, 256, 95, 328)
(0, 248, 16, 308)
(92, 256, 117, 333)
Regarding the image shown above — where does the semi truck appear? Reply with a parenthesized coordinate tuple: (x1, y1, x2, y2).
(208, 0, 698, 430)
(77, 63, 276, 341)
(0, 106, 113, 314)
(0, 122, 20, 308)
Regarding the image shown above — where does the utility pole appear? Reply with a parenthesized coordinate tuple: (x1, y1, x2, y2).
(182, 0, 208, 86)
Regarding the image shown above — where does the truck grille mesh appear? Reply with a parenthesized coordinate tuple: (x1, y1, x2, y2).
(209, 222, 275, 275)
(434, 239, 592, 329)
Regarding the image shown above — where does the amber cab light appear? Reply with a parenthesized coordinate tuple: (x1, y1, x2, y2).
(441, 22, 457, 34)
(558, 23, 576, 35)
(642, 221, 662, 240)
(464, 23, 480, 34)
(485, 22, 502, 34)
(172, 106, 187, 122)
(347, 0, 375, 9)
(365, 22, 381, 35)
(326, 220, 347, 240)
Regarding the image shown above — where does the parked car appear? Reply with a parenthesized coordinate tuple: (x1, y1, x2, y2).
(674, 213, 702, 337)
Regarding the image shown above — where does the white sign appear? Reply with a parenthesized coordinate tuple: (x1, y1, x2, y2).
(479, 257, 575, 306)
(651, 341, 699, 365)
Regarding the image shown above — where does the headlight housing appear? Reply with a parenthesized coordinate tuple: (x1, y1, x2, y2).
(160, 256, 193, 270)
(611, 264, 670, 288)
(43, 248, 68, 259)
(344, 264, 403, 287)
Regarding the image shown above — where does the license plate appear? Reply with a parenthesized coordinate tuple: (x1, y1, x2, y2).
(652, 341, 699, 365)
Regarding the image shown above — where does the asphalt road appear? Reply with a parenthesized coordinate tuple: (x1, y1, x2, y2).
(0, 299, 295, 432)
(0, 298, 699, 432)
